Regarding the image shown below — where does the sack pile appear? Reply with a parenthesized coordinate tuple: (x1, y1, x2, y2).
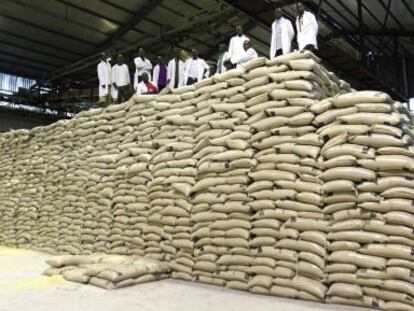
(190, 68, 256, 291)
(244, 53, 342, 301)
(44, 254, 170, 290)
(314, 91, 414, 310)
(1, 51, 414, 310)
(147, 92, 197, 280)
(37, 120, 71, 254)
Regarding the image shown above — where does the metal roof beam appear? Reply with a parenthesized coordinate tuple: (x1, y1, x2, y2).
(401, 0, 414, 21)
(0, 29, 85, 57)
(329, 30, 414, 38)
(0, 39, 72, 62)
(0, 50, 59, 69)
(0, 14, 95, 46)
(0, 59, 50, 74)
(330, 0, 393, 55)
(50, 7, 236, 81)
(376, 0, 406, 31)
(98, 0, 164, 51)
(323, 0, 388, 55)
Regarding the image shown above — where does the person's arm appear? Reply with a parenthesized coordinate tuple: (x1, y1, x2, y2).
(281, 21, 292, 55)
(238, 49, 258, 64)
(97, 64, 106, 88)
(311, 13, 319, 36)
(146, 59, 153, 71)
(111, 66, 118, 88)
(270, 22, 276, 58)
(125, 66, 131, 86)
(136, 83, 142, 95)
(228, 37, 234, 60)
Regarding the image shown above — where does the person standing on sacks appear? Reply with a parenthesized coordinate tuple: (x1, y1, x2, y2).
(184, 49, 209, 86)
(228, 25, 250, 67)
(133, 48, 152, 93)
(112, 55, 132, 104)
(167, 48, 185, 89)
(97, 52, 111, 105)
(295, 1, 319, 52)
(270, 7, 295, 58)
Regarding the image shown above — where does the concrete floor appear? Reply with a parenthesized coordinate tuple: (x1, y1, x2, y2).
(0, 246, 371, 311)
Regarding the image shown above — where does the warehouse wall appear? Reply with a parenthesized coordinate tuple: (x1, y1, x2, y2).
(0, 109, 59, 132)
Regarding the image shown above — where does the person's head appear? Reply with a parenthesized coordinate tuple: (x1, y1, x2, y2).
(117, 54, 124, 65)
(191, 48, 199, 59)
(141, 72, 149, 83)
(157, 55, 164, 65)
(296, 1, 305, 15)
(138, 48, 145, 57)
(236, 25, 243, 36)
(174, 47, 181, 59)
(243, 40, 251, 51)
(219, 43, 227, 52)
(275, 8, 283, 20)
(100, 52, 106, 61)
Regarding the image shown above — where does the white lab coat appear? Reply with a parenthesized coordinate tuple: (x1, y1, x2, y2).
(167, 58, 185, 89)
(296, 11, 319, 50)
(133, 57, 152, 90)
(112, 64, 130, 87)
(228, 34, 249, 64)
(135, 81, 158, 95)
(270, 17, 295, 57)
(97, 60, 111, 97)
(184, 58, 209, 85)
(217, 51, 230, 74)
(233, 48, 258, 68)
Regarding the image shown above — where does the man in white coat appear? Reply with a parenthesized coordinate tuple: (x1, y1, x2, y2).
(167, 48, 185, 89)
(270, 8, 295, 58)
(133, 48, 152, 93)
(296, 2, 319, 52)
(232, 40, 258, 68)
(228, 25, 249, 67)
(112, 55, 132, 104)
(97, 52, 111, 104)
(184, 49, 209, 86)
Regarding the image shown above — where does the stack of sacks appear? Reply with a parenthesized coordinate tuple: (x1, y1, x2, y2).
(315, 91, 414, 310)
(54, 113, 91, 255)
(44, 254, 170, 290)
(246, 52, 339, 301)
(190, 70, 246, 287)
(75, 108, 113, 256)
(75, 110, 107, 256)
(121, 96, 157, 257)
(0, 131, 21, 246)
(101, 102, 135, 256)
(149, 91, 197, 281)
(6, 130, 32, 249)
(146, 93, 193, 264)
(37, 121, 71, 253)
(190, 67, 256, 291)
(24, 126, 48, 249)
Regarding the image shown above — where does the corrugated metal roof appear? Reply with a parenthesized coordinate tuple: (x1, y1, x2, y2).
(0, 0, 412, 92)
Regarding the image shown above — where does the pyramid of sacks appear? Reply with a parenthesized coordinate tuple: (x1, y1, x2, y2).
(1, 50, 414, 310)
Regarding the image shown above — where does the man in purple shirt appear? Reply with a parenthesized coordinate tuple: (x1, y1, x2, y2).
(153, 55, 167, 91)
